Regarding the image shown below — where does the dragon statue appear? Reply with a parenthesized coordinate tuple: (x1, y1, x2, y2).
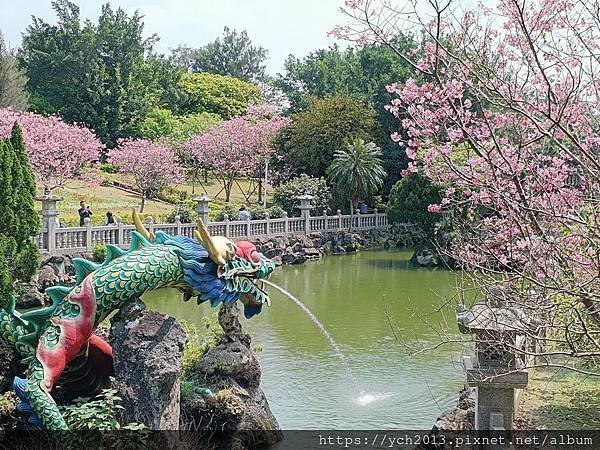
(0, 212, 275, 430)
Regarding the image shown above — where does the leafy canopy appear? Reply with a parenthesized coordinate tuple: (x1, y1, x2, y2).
(171, 27, 268, 82)
(19, 0, 171, 147)
(276, 40, 417, 191)
(0, 31, 28, 110)
(276, 94, 376, 178)
(327, 138, 387, 209)
(179, 72, 261, 119)
(387, 173, 443, 234)
(134, 108, 220, 142)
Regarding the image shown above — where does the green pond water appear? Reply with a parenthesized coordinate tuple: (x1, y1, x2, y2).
(143, 249, 464, 429)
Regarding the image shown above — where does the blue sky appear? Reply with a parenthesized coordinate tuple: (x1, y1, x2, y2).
(0, 0, 345, 75)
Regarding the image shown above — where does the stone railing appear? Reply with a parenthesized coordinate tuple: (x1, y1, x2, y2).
(36, 194, 389, 255)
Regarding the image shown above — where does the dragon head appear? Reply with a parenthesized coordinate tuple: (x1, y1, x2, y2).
(133, 211, 275, 318)
(193, 220, 275, 317)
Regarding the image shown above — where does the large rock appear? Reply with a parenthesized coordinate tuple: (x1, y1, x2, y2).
(110, 298, 188, 430)
(0, 339, 20, 394)
(14, 282, 46, 309)
(415, 386, 475, 450)
(181, 305, 281, 449)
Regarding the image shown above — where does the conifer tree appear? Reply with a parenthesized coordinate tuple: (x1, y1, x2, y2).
(0, 123, 40, 306)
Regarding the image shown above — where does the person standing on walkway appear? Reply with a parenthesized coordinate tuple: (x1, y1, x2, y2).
(238, 205, 251, 221)
(78, 201, 93, 226)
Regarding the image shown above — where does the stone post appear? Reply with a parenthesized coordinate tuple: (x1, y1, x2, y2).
(37, 194, 63, 254)
(297, 195, 314, 218)
(282, 211, 289, 233)
(195, 195, 211, 226)
(337, 209, 343, 231)
(174, 215, 182, 236)
(116, 216, 124, 247)
(457, 304, 529, 438)
(224, 214, 230, 238)
(297, 195, 313, 235)
(84, 217, 93, 252)
(145, 216, 155, 237)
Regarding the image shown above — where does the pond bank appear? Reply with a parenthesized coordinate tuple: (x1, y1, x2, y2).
(252, 224, 422, 266)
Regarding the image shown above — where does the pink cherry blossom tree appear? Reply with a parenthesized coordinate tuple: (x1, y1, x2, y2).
(0, 108, 103, 192)
(184, 106, 288, 202)
(337, 0, 600, 371)
(108, 139, 183, 213)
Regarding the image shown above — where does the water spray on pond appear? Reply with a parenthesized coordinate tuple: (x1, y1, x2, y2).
(261, 279, 393, 407)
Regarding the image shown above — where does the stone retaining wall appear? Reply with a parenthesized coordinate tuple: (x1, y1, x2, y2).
(253, 224, 422, 266)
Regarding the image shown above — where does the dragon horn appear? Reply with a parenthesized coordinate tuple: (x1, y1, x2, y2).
(132, 209, 154, 242)
(194, 220, 227, 266)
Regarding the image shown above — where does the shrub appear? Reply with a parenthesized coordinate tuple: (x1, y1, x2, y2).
(92, 244, 107, 263)
(212, 202, 242, 221)
(181, 316, 223, 381)
(387, 173, 443, 233)
(61, 388, 146, 431)
(251, 205, 284, 220)
(166, 205, 197, 224)
(99, 163, 118, 174)
(273, 174, 332, 216)
(158, 186, 189, 204)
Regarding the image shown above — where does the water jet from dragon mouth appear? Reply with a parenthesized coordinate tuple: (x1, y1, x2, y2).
(260, 279, 358, 388)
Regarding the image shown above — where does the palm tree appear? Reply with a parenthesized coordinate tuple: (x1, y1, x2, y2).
(327, 137, 387, 213)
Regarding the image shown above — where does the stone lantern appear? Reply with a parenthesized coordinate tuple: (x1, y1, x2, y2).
(296, 195, 314, 218)
(195, 195, 211, 225)
(456, 303, 529, 432)
(36, 194, 63, 253)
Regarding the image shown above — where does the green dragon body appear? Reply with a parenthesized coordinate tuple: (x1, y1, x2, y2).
(0, 215, 275, 430)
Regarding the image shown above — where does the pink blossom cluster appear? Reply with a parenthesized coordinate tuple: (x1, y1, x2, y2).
(108, 139, 183, 200)
(183, 107, 289, 187)
(336, 0, 600, 341)
(0, 108, 103, 192)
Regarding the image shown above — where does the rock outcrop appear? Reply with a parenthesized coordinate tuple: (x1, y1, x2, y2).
(415, 386, 475, 450)
(14, 254, 78, 309)
(181, 305, 282, 450)
(0, 340, 20, 394)
(110, 298, 188, 430)
(253, 224, 420, 266)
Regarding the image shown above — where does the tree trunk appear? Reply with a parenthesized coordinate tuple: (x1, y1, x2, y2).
(140, 195, 146, 213)
(258, 177, 263, 204)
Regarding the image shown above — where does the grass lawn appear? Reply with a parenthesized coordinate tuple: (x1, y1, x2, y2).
(515, 366, 600, 429)
(40, 180, 173, 226)
(41, 175, 271, 226)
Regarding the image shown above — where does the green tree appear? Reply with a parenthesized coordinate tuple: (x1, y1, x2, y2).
(179, 72, 261, 119)
(272, 174, 332, 216)
(19, 0, 166, 147)
(0, 123, 40, 307)
(134, 108, 219, 142)
(0, 31, 28, 110)
(277, 94, 376, 178)
(387, 173, 443, 234)
(171, 27, 268, 82)
(276, 39, 417, 192)
(327, 138, 386, 212)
